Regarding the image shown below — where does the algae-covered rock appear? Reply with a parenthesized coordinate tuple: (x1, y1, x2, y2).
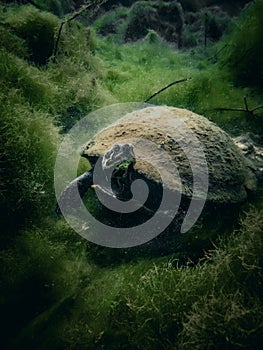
(57, 106, 259, 259)
(84, 106, 257, 204)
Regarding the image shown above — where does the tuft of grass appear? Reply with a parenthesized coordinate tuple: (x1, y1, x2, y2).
(0, 91, 59, 241)
(0, 23, 29, 58)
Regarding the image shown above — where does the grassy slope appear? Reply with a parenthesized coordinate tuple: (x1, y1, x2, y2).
(0, 1, 263, 349)
(96, 34, 263, 135)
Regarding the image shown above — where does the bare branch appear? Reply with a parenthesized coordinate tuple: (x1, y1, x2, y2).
(251, 105, 263, 113)
(52, 0, 108, 60)
(144, 78, 190, 103)
(244, 96, 249, 112)
(214, 107, 252, 113)
(213, 96, 263, 117)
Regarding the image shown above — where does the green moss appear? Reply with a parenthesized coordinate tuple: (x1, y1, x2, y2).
(0, 24, 29, 58)
(3, 207, 260, 349)
(0, 92, 59, 240)
(3, 5, 58, 65)
(104, 208, 263, 350)
(115, 158, 136, 171)
(0, 49, 55, 106)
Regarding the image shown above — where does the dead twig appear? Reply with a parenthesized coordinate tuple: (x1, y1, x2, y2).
(204, 12, 208, 48)
(214, 96, 263, 117)
(244, 96, 249, 112)
(144, 78, 190, 103)
(52, 0, 108, 60)
(250, 105, 263, 113)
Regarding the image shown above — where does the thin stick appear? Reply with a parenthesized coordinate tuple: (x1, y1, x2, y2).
(52, 0, 107, 60)
(213, 100, 263, 116)
(53, 20, 66, 58)
(251, 104, 263, 113)
(214, 107, 253, 113)
(204, 13, 208, 48)
(144, 78, 190, 103)
(244, 96, 249, 112)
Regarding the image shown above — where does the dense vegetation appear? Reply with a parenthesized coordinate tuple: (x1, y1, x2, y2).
(0, 0, 263, 349)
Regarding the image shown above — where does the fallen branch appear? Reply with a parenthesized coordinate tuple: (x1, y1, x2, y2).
(144, 78, 190, 103)
(52, 0, 108, 60)
(213, 96, 263, 117)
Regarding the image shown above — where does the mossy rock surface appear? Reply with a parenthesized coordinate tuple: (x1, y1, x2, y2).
(84, 106, 256, 204)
